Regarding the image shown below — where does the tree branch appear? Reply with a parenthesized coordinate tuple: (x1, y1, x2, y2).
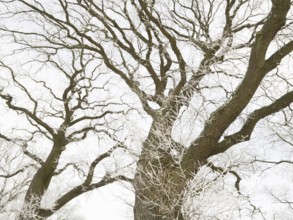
(38, 175, 131, 217)
(181, 0, 291, 175)
(211, 91, 293, 156)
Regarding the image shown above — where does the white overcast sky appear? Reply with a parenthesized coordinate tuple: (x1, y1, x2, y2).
(1, 1, 293, 220)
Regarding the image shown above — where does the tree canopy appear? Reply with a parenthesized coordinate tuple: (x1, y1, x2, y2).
(0, 0, 293, 219)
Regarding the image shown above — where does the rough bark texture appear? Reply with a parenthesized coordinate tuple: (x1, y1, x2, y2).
(134, 197, 184, 220)
(133, 118, 185, 219)
(0, 0, 292, 219)
(133, 1, 291, 219)
(18, 132, 66, 220)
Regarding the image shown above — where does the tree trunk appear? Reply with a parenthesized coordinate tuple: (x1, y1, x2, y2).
(134, 196, 162, 220)
(18, 132, 66, 220)
(132, 115, 213, 220)
(134, 194, 184, 220)
(133, 128, 186, 220)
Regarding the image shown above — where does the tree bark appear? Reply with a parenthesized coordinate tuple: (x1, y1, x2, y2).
(133, 1, 291, 219)
(134, 195, 184, 220)
(134, 167, 185, 220)
(133, 120, 186, 220)
(18, 132, 66, 220)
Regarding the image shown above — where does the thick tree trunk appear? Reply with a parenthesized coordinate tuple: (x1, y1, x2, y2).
(134, 174, 185, 220)
(133, 196, 162, 220)
(133, 127, 186, 220)
(132, 113, 215, 220)
(134, 194, 184, 220)
(18, 132, 66, 220)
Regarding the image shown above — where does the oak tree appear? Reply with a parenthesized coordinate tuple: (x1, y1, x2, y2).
(1, 0, 293, 219)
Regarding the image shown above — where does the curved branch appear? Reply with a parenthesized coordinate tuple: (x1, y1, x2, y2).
(211, 91, 293, 156)
(264, 41, 293, 73)
(69, 110, 124, 126)
(181, 0, 291, 174)
(0, 164, 37, 178)
(38, 175, 131, 217)
(0, 94, 55, 136)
